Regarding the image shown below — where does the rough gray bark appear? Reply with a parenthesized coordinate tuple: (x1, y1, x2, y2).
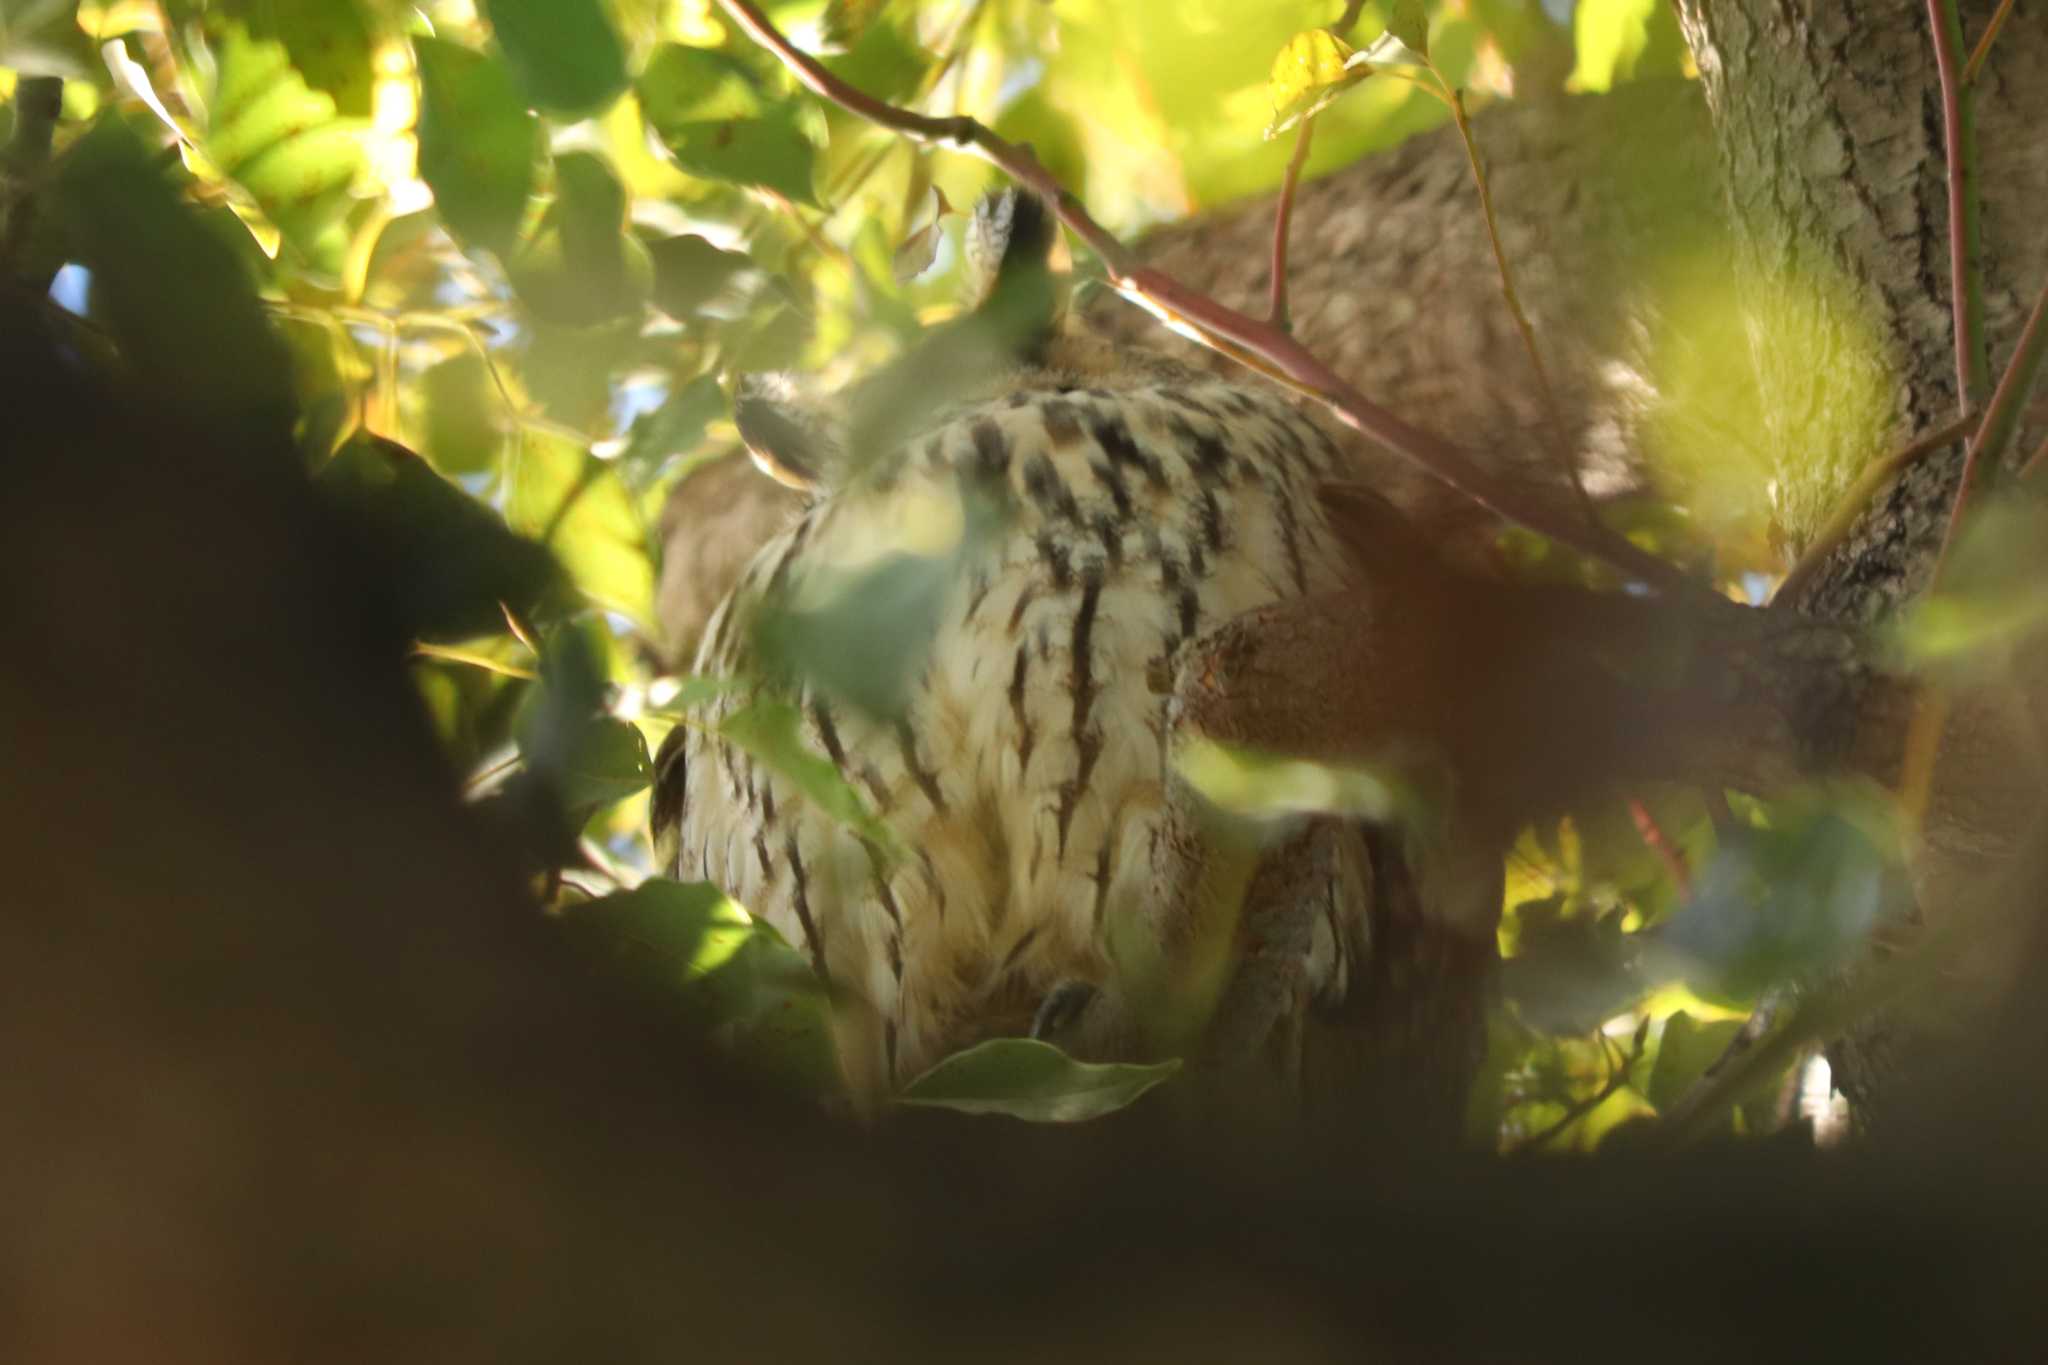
(1672, 0, 2048, 1133)
(1676, 0, 2048, 611)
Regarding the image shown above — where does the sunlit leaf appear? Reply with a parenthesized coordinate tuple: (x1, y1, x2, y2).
(1570, 0, 1688, 92)
(414, 36, 539, 255)
(1175, 738, 1402, 822)
(895, 1038, 1181, 1122)
(418, 350, 506, 477)
(482, 0, 627, 118)
(1265, 28, 1358, 140)
(563, 877, 842, 1095)
(505, 426, 656, 626)
(1644, 1009, 1745, 1114)
(200, 21, 366, 271)
(717, 697, 897, 855)
(234, 0, 376, 117)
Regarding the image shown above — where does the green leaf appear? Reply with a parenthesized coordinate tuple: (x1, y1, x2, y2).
(482, 0, 627, 118)
(558, 714, 653, 812)
(824, 18, 928, 104)
(1570, 0, 1688, 92)
(318, 434, 566, 640)
(716, 697, 897, 856)
(895, 1038, 1181, 1122)
(202, 21, 366, 269)
(659, 113, 820, 206)
(564, 879, 841, 1095)
(51, 113, 293, 422)
(418, 351, 506, 477)
(646, 233, 756, 318)
(616, 373, 725, 489)
(1644, 1010, 1745, 1113)
(1385, 0, 1431, 58)
(1174, 738, 1402, 822)
(414, 36, 540, 255)
(637, 43, 767, 127)
(233, 0, 377, 117)
(1501, 898, 1645, 1036)
(1893, 500, 2048, 674)
(508, 151, 650, 325)
(1655, 794, 1905, 1004)
(821, 0, 888, 49)
(505, 426, 656, 626)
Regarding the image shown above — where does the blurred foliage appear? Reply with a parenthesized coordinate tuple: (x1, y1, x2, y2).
(1, 0, 1958, 1137)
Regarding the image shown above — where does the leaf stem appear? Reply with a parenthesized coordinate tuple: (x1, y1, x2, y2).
(1438, 75, 1592, 519)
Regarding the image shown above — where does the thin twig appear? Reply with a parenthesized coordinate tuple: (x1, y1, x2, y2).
(1936, 280, 2048, 578)
(1926, 0, 1989, 410)
(1962, 0, 2017, 84)
(1774, 411, 1979, 604)
(1, 76, 64, 278)
(1508, 1024, 1647, 1155)
(710, 0, 1698, 597)
(1440, 78, 1592, 520)
(1268, 115, 1315, 328)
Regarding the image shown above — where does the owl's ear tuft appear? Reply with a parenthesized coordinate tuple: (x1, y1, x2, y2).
(966, 189, 1057, 305)
(734, 373, 843, 493)
(961, 188, 1062, 361)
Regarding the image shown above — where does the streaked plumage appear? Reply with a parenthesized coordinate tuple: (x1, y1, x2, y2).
(652, 336, 1367, 1094)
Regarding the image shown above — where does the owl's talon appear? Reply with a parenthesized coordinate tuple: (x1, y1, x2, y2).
(1030, 979, 1100, 1042)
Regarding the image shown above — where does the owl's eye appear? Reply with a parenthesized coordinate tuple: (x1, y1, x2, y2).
(735, 382, 835, 493)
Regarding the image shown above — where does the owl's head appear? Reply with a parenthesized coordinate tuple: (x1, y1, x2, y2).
(732, 189, 1068, 496)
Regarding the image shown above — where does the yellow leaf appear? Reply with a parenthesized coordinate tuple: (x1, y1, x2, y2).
(1268, 28, 1354, 112)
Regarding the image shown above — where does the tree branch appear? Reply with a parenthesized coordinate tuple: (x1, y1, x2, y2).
(710, 0, 1700, 599)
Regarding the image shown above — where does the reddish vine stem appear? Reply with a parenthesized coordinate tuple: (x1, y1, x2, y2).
(1926, 0, 1990, 410)
(711, 0, 1696, 597)
(1268, 115, 1316, 328)
(1962, 0, 2017, 84)
(1935, 279, 2048, 582)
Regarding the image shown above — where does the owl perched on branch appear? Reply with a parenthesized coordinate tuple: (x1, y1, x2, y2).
(650, 193, 1466, 1101)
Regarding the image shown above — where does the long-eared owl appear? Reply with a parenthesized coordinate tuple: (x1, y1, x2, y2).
(651, 193, 1372, 1097)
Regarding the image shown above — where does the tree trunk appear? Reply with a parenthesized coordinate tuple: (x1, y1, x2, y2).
(1673, 0, 2048, 1132)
